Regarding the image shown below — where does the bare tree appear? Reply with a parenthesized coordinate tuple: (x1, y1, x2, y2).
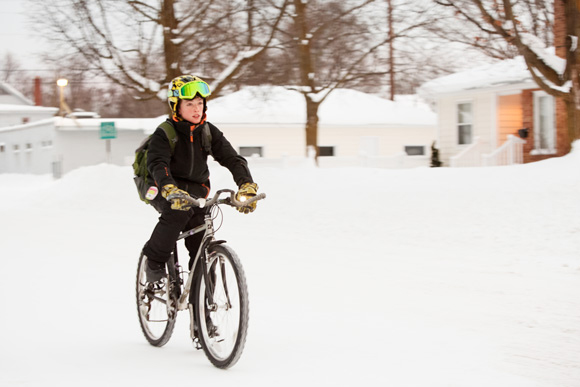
(27, 0, 288, 108)
(431, 0, 579, 145)
(280, 0, 434, 157)
(1, 52, 22, 84)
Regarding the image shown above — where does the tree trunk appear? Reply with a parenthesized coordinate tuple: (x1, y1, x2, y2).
(161, 0, 180, 83)
(387, 0, 395, 101)
(305, 97, 321, 158)
(293, 0, 319, 157)
(565, 0, 580, 144)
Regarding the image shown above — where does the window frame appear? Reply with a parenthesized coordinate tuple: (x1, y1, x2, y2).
(318, 146, 335, 157)
(404, 145, 426, 156)
(456, 101, 474, 145)
(531, 91, 556, 155)
(238, 146, 263, 157)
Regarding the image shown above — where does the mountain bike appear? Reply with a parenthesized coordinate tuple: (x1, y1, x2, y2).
(135, 189, 266, 369)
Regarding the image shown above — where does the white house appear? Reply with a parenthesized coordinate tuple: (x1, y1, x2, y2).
(418, 53, 569, 167)
(1, 84, 436, 176)
(53, 117, 158, 175)
(0, 82, 58, 174)
(208, 86, 436, 167)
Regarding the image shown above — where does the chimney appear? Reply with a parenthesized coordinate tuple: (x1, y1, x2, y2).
(554, 0, 566, 59)
(34, 76, 42, 106)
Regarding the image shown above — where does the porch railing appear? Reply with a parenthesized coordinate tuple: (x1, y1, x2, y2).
(482, 135, 526, 166)
(449, 136, 483, 167)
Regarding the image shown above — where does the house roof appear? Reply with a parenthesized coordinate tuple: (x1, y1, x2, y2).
(0, 82, 34, 105)
(209, 86, 436, 126)
(53, 86, 437, 133)
(418, 56, 535, 97)
(0, 104, 58, 114)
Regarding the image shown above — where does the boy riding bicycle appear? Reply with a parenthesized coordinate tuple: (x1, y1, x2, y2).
(142, 75, 259, 283)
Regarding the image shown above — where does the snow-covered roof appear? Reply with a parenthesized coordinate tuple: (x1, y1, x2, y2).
(55, 116, 161, 131)
(419, 46, 568, 98)
(53, 86, 436, 133)
(0, 82, 34, 105)
(418, 56, 535, 97)
(0, 104, 58, 114)
(209, 86, 436, 126)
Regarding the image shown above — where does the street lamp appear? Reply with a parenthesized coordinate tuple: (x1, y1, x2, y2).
(57, 78, 70, 117)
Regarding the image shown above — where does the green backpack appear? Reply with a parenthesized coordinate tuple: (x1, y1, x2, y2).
(133, 121, 212, 204)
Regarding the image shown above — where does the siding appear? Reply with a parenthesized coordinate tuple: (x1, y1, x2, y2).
(217, 123, 435, 158)
(436, 93, 495, 166)
(0, 121, 55, 174)
(319, 125, 435, 157)
(216, 124, 305, 158)
(497, 94, 522, 146)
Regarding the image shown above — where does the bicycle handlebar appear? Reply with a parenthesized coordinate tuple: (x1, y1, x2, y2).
(168, 189, 266, 209)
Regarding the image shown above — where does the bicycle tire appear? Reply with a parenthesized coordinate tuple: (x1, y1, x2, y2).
(135, 251, 178, 347)
(193, 244, 249, 368)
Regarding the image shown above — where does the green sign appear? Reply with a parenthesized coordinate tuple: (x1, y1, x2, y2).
(100, 122, 117, 139)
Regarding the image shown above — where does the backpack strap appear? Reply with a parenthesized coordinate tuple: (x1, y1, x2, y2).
(200, 122, 213, 156)
(158, 121, 177, 154)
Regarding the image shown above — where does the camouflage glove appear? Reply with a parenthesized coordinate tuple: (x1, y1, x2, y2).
(162, 184, 193, 211)
(235, 182, 258, 214)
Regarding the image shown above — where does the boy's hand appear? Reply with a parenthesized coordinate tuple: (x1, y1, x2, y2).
(236, 182, 258, 214)
(162, 184, 193, 211)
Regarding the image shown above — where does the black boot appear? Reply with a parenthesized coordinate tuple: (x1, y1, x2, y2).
(145, 257, 166, 283)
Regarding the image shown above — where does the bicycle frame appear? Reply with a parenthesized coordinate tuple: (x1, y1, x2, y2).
(168, 189, 265, 313)
(173, 209, 217, 312)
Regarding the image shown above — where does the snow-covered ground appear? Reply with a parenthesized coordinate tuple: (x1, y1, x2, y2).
(1, 143, 579, 386)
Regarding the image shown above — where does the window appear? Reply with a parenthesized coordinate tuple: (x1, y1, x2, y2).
(319, 146, 335, 156)
(457, 102, 473, 145)
(533, 91, 555, 153)
(239, 146, 263, 157)
(13, 144, 20, 153)
(41, 140, 53, 148)
(26, 143, 33, 152)
(0, 143, 5, 153)
(404, 145, 425, 156)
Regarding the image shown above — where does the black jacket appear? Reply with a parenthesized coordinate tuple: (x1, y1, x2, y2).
(147, 118, 253, 199)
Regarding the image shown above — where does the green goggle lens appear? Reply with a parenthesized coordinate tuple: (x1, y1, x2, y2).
(171, 81, 211, 99)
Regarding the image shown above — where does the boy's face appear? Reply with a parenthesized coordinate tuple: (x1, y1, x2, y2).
(179, 96, 204, 124)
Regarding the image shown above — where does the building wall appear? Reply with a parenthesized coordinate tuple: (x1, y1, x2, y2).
(319, 125, 435, 157)
(497, 94, 523, 146)
(217, 122, 435, 158)
(0, 121, 55, 174)
(522, 89, 570, 163)
(436, 92, 495, 166)
(53, 127, 148, 175)
(215, 123, 305, 158)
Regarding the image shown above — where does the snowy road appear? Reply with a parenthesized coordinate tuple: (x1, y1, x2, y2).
(1, 148, 579, 386)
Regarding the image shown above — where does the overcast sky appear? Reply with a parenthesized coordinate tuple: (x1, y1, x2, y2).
(0, 0, 45, 73)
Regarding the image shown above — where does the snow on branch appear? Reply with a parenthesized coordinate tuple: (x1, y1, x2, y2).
(519, 33, 566, 76)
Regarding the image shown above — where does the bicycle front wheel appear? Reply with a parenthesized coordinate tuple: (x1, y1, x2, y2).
(194, 244, 249, 368)
(136, 251, 177, 347)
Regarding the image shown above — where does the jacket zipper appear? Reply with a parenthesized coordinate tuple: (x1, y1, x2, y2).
(189, 125, 195, 177)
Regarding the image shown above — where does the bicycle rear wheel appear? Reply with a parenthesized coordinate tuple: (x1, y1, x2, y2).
(136, 251, 177, 347)
(193, 244, 249, 368)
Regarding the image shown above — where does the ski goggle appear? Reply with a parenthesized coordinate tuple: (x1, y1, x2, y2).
(169, 81, 211, 99)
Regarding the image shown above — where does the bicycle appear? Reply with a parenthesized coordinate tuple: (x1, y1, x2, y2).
(135, 189, 266, 369)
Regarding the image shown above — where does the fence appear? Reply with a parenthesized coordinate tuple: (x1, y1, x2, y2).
(449, 135, 526, 168)
(482, 135, 526, 166)
(449, 136, 484, 167)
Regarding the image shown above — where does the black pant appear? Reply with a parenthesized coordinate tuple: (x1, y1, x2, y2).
(142, 195, 205, 269)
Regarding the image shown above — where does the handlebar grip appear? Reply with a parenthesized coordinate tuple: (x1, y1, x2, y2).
(177, 190, 266, 208)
